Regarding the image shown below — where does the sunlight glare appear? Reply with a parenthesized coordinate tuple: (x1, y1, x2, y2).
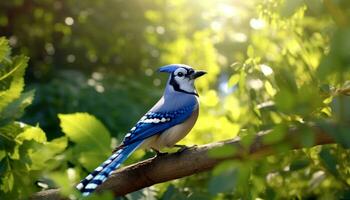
(65, 17, 74, 26)
(217, 3, 237, 17)
(210, 21, 222, 31)
(260, 64, 273, 76)
(249, 18, 265, 30)
(248, 79, 263, 90)
(232, 32, 247, 43)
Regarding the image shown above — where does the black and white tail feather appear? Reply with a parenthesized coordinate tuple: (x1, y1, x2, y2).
(76, 140, 143, 196)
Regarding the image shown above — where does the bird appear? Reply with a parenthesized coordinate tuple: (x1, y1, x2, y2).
(76, 64, 206, 196)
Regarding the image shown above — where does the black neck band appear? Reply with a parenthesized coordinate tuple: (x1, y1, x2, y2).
(169, 75, 198, 96)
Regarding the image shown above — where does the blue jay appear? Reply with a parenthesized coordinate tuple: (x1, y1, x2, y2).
(76, 64, 206, 196)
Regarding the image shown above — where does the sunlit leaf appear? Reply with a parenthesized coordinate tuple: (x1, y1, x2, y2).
(0, 90, 35, 124)
(0, 37, 10, 63)
(59, 113, 111, 170)
(228, 74, 240, 88)
(59, 113, 111, 153)
(46, 136, 68, 154)
(30, 136, 68, 170)
(247, 45, 255, 58)
(16, 126, 46, 144)
(0, 55, 29, 113)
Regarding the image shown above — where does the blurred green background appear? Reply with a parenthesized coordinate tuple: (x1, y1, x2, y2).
(0, 0, 350, 199)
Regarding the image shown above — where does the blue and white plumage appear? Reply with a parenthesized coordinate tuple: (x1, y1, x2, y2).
(76, 64, 206, 196)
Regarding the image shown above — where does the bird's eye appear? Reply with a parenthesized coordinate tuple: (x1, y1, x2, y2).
(177, 72, 184, 77)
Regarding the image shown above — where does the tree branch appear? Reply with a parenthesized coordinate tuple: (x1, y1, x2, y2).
(31, 122, 338, 200)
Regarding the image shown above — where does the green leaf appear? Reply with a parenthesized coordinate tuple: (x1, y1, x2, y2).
(1, 171, 14, 192)
(0, 124, 21, 154)
(0, 151, 5, 161)
(228, 74, 240, 88)
(319, 147, 338, 176)
(161, 184, 176, 200)
(0, 55, 29, 113)
(247, 45, 255, 58)
(318, 28, 350, 83)
(46, 137, 68, 154)
(59, 113, 111, 170)
(331, 95, 350, 123)
(0, 159, 7, 176)
(0, 90, 35, 124)
(0, 37, 10, 63)
(59, 113, 111, 152)
(274, 68, 298, 93)
(126, 187, 157, 200)
(16, 126, 46, 144)
(275, 82, 323, 116)
(263, 124, 287, 144)
(319, 122, 350, 148)
(209, 162, 237, 194)
(289, 159, 310, 171)
(160, 184, 188, 200)
(30, 137, 68, 170)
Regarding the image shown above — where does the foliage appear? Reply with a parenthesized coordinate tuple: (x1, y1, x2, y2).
(0, 37, 67, 199)
(0, 0, 350, 199)
(59, 113, 111, 171)
(201, 0, 350, 199)
(0, 37, 116, 199)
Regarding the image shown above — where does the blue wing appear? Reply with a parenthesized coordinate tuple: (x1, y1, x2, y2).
(121, 103, 196, 146)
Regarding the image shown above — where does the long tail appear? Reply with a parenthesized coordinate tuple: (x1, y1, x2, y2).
(76, 140, 143, 196)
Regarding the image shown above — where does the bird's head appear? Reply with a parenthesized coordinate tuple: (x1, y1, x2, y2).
(158, 64, 206, 96)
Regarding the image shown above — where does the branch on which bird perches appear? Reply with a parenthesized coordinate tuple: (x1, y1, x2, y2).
(31, 121, 342, 200)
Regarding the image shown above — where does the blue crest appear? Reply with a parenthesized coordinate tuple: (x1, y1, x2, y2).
(158, 64, 191, 73)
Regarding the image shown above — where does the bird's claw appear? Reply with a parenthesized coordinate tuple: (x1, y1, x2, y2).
(152, 148, 168, 157)
(156, 151, 169, 157)
(175, 144, 197, 154)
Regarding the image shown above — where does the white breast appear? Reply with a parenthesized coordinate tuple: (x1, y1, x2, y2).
(141, 108, 199, 151)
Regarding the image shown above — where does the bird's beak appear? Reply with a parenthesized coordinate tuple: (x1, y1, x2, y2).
(190, 70, 207, 79)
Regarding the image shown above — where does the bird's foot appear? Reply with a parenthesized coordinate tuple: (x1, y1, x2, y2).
(174, 144, 197, 154)
(152, 148, 168, 157)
